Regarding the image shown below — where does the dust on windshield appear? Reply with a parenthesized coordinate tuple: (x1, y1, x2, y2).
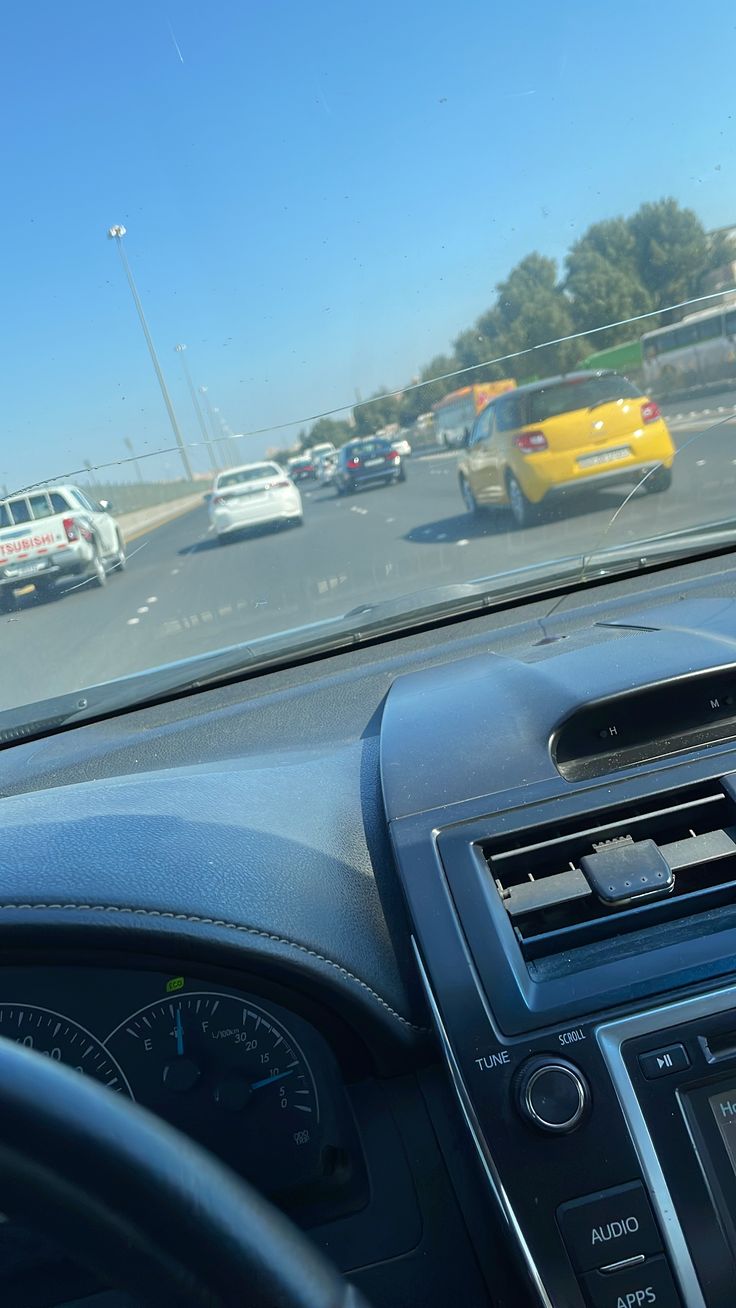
(3, 1, 736, 714)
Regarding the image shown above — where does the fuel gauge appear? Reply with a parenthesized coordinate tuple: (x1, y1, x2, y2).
(105, 992, 323, 1196)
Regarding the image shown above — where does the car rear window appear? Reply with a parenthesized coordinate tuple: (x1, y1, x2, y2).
(7, 498, 32, 524)
(351, 440, 389, 457)
(1, 494, 60, 524)
(28, 492, 54, 519)
(525, 375, 642, 424)
(217, 465, 279, 489)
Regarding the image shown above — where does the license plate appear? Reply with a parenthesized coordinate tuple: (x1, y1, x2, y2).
(10, 560, 47, 578)
(578, 446, 630, 468)
(365, 458, 385, 468)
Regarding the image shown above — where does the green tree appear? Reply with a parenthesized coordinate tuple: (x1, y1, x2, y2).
(703, 229, 736, 290)
(452, 328, 503, 375)
(565, 219, 653, 346)
(566, 250, 653, 347)
(629, 199, 709, 315)
(495, 253, 584, 379)
(306, 416, 352, 448)
(353, 388, 401, 436)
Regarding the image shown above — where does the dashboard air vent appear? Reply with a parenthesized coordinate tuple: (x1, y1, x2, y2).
(485, 779, 736, 962)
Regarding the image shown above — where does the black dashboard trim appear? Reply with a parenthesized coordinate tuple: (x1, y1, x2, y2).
(595, 989, 736, 1308)
(411, 936, 553, 1308)
(0, 901, 426, 1035)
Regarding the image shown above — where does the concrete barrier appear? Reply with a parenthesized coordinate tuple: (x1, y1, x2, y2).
(119, 493, 205, 542)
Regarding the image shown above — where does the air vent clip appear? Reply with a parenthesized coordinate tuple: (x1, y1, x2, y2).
(580, 838, 673, 905)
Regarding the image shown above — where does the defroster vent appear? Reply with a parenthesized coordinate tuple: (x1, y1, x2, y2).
(485, 778, 736, 962)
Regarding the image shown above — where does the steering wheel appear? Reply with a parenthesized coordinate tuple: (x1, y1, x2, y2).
(0, 1036, 368, 1307)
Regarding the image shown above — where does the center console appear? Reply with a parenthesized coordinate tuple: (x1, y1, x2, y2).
(380, 622, 736, 1308)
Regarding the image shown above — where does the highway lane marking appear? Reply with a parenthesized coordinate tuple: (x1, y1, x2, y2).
(317, 575, 347, 594)
(350, 505, 368, 515)
(137, 606, 149, 614)
(162, 599, 253, 636)
(127, 617, 140, 626)
(457, 539, 469, 547)
(147, 596, 158, 603)
(171, 568, 180, 575)
(668, 404, 736, 422)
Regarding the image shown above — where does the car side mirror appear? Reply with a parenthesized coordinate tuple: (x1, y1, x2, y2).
(98, 499, 112, 512)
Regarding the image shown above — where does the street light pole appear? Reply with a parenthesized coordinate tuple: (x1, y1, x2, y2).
(123, 437, 144, 485)
(174, 345, 217, 472)
(199, 386, 230, 468)
(107, 225, 193, 482)
(213, 408, 234, 467)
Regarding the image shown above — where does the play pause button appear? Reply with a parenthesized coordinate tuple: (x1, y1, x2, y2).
(638, 1044, 690, 1080)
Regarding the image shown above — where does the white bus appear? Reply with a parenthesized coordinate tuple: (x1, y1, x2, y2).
(641, 303, 736, 393)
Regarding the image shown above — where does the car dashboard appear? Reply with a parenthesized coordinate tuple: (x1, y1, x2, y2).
(5, 551, 736, 1305)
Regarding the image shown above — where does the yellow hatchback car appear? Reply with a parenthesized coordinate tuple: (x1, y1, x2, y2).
(458, 370, 675, 528)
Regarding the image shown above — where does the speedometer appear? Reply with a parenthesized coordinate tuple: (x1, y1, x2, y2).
(0, 1005, 130, 1093)
(105, 993, 322, 1196)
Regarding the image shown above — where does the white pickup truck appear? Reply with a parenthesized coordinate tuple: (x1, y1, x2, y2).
(0, 484, 126, 606)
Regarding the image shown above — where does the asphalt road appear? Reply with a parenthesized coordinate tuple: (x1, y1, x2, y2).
(3, 407, 736, 715)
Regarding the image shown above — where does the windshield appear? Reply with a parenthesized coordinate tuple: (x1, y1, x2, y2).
(4, 2, 736, 719)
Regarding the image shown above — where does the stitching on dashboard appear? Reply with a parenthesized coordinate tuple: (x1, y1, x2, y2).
(0, 902, 429, 1033)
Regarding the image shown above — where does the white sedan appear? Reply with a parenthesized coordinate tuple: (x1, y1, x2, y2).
(209, 462, 303, 542)
(391, 438, 412, 458)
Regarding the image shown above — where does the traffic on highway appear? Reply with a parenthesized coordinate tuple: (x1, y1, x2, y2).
(1, 378, 735, 715)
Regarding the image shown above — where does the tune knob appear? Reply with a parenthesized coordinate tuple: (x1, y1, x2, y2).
(515, 1056, 589, 1133)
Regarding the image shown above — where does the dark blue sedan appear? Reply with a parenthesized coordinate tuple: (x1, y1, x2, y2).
(334, 438, 406, 495)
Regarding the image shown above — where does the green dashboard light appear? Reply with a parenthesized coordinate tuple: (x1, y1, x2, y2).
(165, 976, 185, 993)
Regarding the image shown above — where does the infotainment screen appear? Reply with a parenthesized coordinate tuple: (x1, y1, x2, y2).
(708, 1086, 736, 1174)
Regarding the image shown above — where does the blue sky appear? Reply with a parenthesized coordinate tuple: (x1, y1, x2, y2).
(3, 0, 736, 489)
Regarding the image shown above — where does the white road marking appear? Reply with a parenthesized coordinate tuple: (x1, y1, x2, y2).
(350, 505, 368, 515)
(171, 568, 180, 575)
(457, 539, 469, 546)
(127, 617, 140, 625)
(137, 606, 149, 614)
(385, 517, 395, 524)
(147, 596, 158, 604)
(696, 459, 707, 467)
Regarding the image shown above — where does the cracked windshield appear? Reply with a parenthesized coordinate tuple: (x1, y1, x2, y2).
(4, 1, 736, 716)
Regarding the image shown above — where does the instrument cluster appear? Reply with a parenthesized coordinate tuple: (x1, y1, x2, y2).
(0, 965, 356, 1213)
